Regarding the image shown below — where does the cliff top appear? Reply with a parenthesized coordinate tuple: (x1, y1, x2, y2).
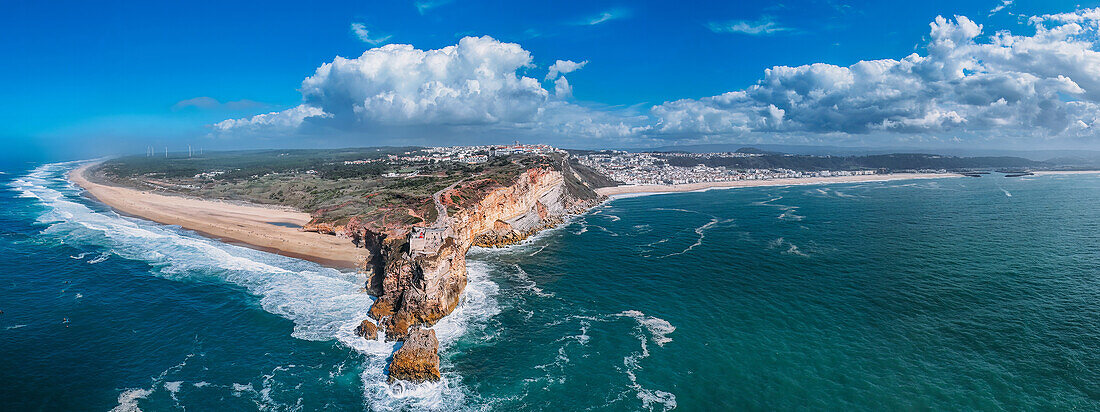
(90, 148, 609, 235)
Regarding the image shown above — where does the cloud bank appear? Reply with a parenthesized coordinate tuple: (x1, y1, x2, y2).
(213, 36, 641, 145)
(215, 10, 1100, 148)
(652, 11, 1100, 144)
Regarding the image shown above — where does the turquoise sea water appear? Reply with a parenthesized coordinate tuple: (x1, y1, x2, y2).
(2, 162, 1099, 410)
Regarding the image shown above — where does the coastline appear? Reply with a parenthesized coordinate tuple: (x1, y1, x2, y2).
(68, 163, 367, 269)
(595, 172, 960, 197)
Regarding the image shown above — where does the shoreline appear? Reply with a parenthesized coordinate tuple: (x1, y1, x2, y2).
(68, 163, 366, 269)
(596, 170, 1100, 198)
(595, 172, 959, 197)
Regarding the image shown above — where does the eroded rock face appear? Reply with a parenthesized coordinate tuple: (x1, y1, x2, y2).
(363, 168, 598, 339)
(347, 163, 602, 382)
(387, 328, 441, 383)
(355, 319, 378, 340)
(367, 236, 466, 341)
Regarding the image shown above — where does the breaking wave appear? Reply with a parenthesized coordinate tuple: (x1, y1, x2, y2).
(13, 162, 496, 410)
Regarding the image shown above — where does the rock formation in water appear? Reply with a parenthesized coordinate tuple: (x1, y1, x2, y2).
(387, 327, 441, 383)
(354, 319, 378, 339)
(317, 156, 606, 382)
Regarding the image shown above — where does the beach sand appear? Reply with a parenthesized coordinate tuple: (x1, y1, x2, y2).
(595, 172, 960, 197)
(69, 164, 366, 269)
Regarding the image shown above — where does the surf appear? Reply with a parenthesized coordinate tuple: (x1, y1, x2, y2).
(14, 163, 494, 410)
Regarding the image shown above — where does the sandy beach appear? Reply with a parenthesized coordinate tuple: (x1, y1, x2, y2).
(595, 172, 960, 197)
(69, 164, 366, 268)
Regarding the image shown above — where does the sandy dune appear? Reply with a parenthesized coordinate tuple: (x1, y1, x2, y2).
(69, 164, 366, 269)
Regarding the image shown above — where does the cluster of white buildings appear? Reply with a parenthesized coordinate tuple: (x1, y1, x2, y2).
(344, 144, 560, 166)
(578, 152, 875, 185)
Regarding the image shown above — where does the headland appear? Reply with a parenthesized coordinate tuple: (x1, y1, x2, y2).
(67, 145, 1096, 384)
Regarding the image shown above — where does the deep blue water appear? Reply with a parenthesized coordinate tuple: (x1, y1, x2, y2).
(1, 162, 1098, 410)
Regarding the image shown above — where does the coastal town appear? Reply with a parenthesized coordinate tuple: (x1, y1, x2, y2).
(578, 151, 876, 185)
(343, 143, 562, 166)
(340, 144, 888, 186)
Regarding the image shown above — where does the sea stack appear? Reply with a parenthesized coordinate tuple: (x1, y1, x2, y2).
(388, 327, 441, 383)
(353, 160, 605, 382)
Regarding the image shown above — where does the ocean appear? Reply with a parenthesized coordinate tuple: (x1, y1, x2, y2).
(2, 162, 1098, 410)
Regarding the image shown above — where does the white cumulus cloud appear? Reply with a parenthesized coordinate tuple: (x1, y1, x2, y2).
(215, 10, 1100, 147)
(212, 36, 633, 142)
(652, 12, 1100, 143)
(554, 76, 573, 98)
(546, 59, 588, 80)
(213, 105, 330, 132)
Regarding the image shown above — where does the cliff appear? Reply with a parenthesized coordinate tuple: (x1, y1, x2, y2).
(335, 156, 604, 382)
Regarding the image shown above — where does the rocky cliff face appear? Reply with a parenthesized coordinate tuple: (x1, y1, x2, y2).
(335, 160, 602, 382)
(388, 328, 441, 383)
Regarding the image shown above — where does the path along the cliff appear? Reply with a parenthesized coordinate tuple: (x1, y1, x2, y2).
(430, 179, 462, 228)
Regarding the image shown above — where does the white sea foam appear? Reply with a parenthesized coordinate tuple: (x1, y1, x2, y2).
(617, 310, 675, 347)
(163, 381, 182, 393)
(769, 237, 809, 257)
(616, 310, 677, 411)
(16, 162, 493, 410)
(657, 217, 733, 258)
(511, 264, 554, 298)
(777, 210, 804, 221)
(110, 388, 152, 412)
(231, 382, 255, 396)
(87, 251, 111, 264)
(528, 244, 548, 256)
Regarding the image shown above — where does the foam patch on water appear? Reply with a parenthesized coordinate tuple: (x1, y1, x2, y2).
(110, 388, 152, 412)
(617, 310, 677, 411)
(617, 310, 675, 347)
(646, 208, 734, 258)
(14, 163, 494, 410)
(511, 264, 554, 298)
(769, 237, 809, 257)
(87, 251, 111, 264)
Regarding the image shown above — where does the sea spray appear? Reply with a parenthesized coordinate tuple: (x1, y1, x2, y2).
(15, 163, 492, 410)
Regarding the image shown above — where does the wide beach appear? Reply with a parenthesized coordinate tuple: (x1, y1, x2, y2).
(594, 172, 959, 197)
(68, 163, 366, 268)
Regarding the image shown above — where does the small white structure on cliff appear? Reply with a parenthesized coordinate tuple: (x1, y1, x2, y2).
(409, 226, 452, 255)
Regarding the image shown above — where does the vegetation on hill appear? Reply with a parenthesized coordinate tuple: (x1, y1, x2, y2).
(89, 148, 603, 230)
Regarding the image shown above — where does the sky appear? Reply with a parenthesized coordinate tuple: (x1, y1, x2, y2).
(4, 0, 1100, 160)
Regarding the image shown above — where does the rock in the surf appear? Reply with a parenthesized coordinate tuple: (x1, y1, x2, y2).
(354, 319, 378, 339)
(387, 327, 441, 383)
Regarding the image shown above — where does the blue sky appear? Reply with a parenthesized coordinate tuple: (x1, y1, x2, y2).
(3, 0, 1100, 160)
